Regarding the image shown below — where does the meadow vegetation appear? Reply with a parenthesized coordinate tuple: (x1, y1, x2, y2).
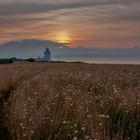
(0, 63, 140, 140)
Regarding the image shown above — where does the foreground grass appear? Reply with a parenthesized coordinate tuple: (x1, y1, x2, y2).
(0, 63, 140, 140)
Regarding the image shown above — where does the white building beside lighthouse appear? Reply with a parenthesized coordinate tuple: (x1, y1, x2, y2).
(44, 48, 51, 61)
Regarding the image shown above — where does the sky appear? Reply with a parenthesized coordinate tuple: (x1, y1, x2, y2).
(0, 0, 140, 48)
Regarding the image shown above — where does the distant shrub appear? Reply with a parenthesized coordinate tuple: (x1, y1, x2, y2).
(25, 58, 35, 62)
(0, 58, 16, 64)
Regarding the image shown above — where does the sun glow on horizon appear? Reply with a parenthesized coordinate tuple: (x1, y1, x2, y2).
(54, 32, 71, 44)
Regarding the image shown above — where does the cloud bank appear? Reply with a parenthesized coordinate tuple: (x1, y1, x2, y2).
(0, 39, 140, 65)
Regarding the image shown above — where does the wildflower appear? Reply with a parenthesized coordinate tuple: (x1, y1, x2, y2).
(62, 121, 67, 124)
(50, 120, 54, 122)
(70, 103, 73, 106)
(87, 114, 92, 118)
(46, 107, 50, 111)
(99, 104, 103, 107)
(19, 123, 23, 127)
(46, 117, 49, 120)
(85, 136, 90, 139)
(52, 103, 55, 105)
(99, 114, 109, 119)
(22, 126, 25, 130)
(56, 95, 59, 98)
(30, 130, 34, 134)
(72, 92, 76, 95)
(28, 97, 32, 101)
(25, 112, 29, 115)
(74, 124, 77, 127)
(74, 130, 78, 134)
(34, 92, 37, 95)
(73, 137, 77, 140)
(29, 118, 32, 122)
(81, 127, 85, 131)
(23, 133, 26, 137)
(99, 123, 103, 126)
(23, 115, 26, 119)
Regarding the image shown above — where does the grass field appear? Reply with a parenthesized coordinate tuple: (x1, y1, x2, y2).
(0, 63, 140, 140)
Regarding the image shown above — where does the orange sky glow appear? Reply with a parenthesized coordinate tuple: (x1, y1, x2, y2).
(0, 0, 140, 48)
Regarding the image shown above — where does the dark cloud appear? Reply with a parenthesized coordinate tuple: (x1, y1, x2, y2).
(0, 0, 139, 15)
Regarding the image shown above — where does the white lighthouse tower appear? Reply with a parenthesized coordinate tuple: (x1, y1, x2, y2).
(44, 48, 51, 61)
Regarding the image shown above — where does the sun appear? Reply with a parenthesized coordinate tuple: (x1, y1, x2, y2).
(57, 35, 70, 43)
(55, 32, 71, 44)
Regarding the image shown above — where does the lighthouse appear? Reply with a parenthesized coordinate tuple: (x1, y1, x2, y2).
(44, 48, 51, 61)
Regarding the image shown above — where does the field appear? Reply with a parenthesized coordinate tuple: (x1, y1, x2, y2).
(0, 63, 140, 140)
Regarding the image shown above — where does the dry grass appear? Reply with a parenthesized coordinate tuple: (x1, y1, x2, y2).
(0, 63, 140, 140)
